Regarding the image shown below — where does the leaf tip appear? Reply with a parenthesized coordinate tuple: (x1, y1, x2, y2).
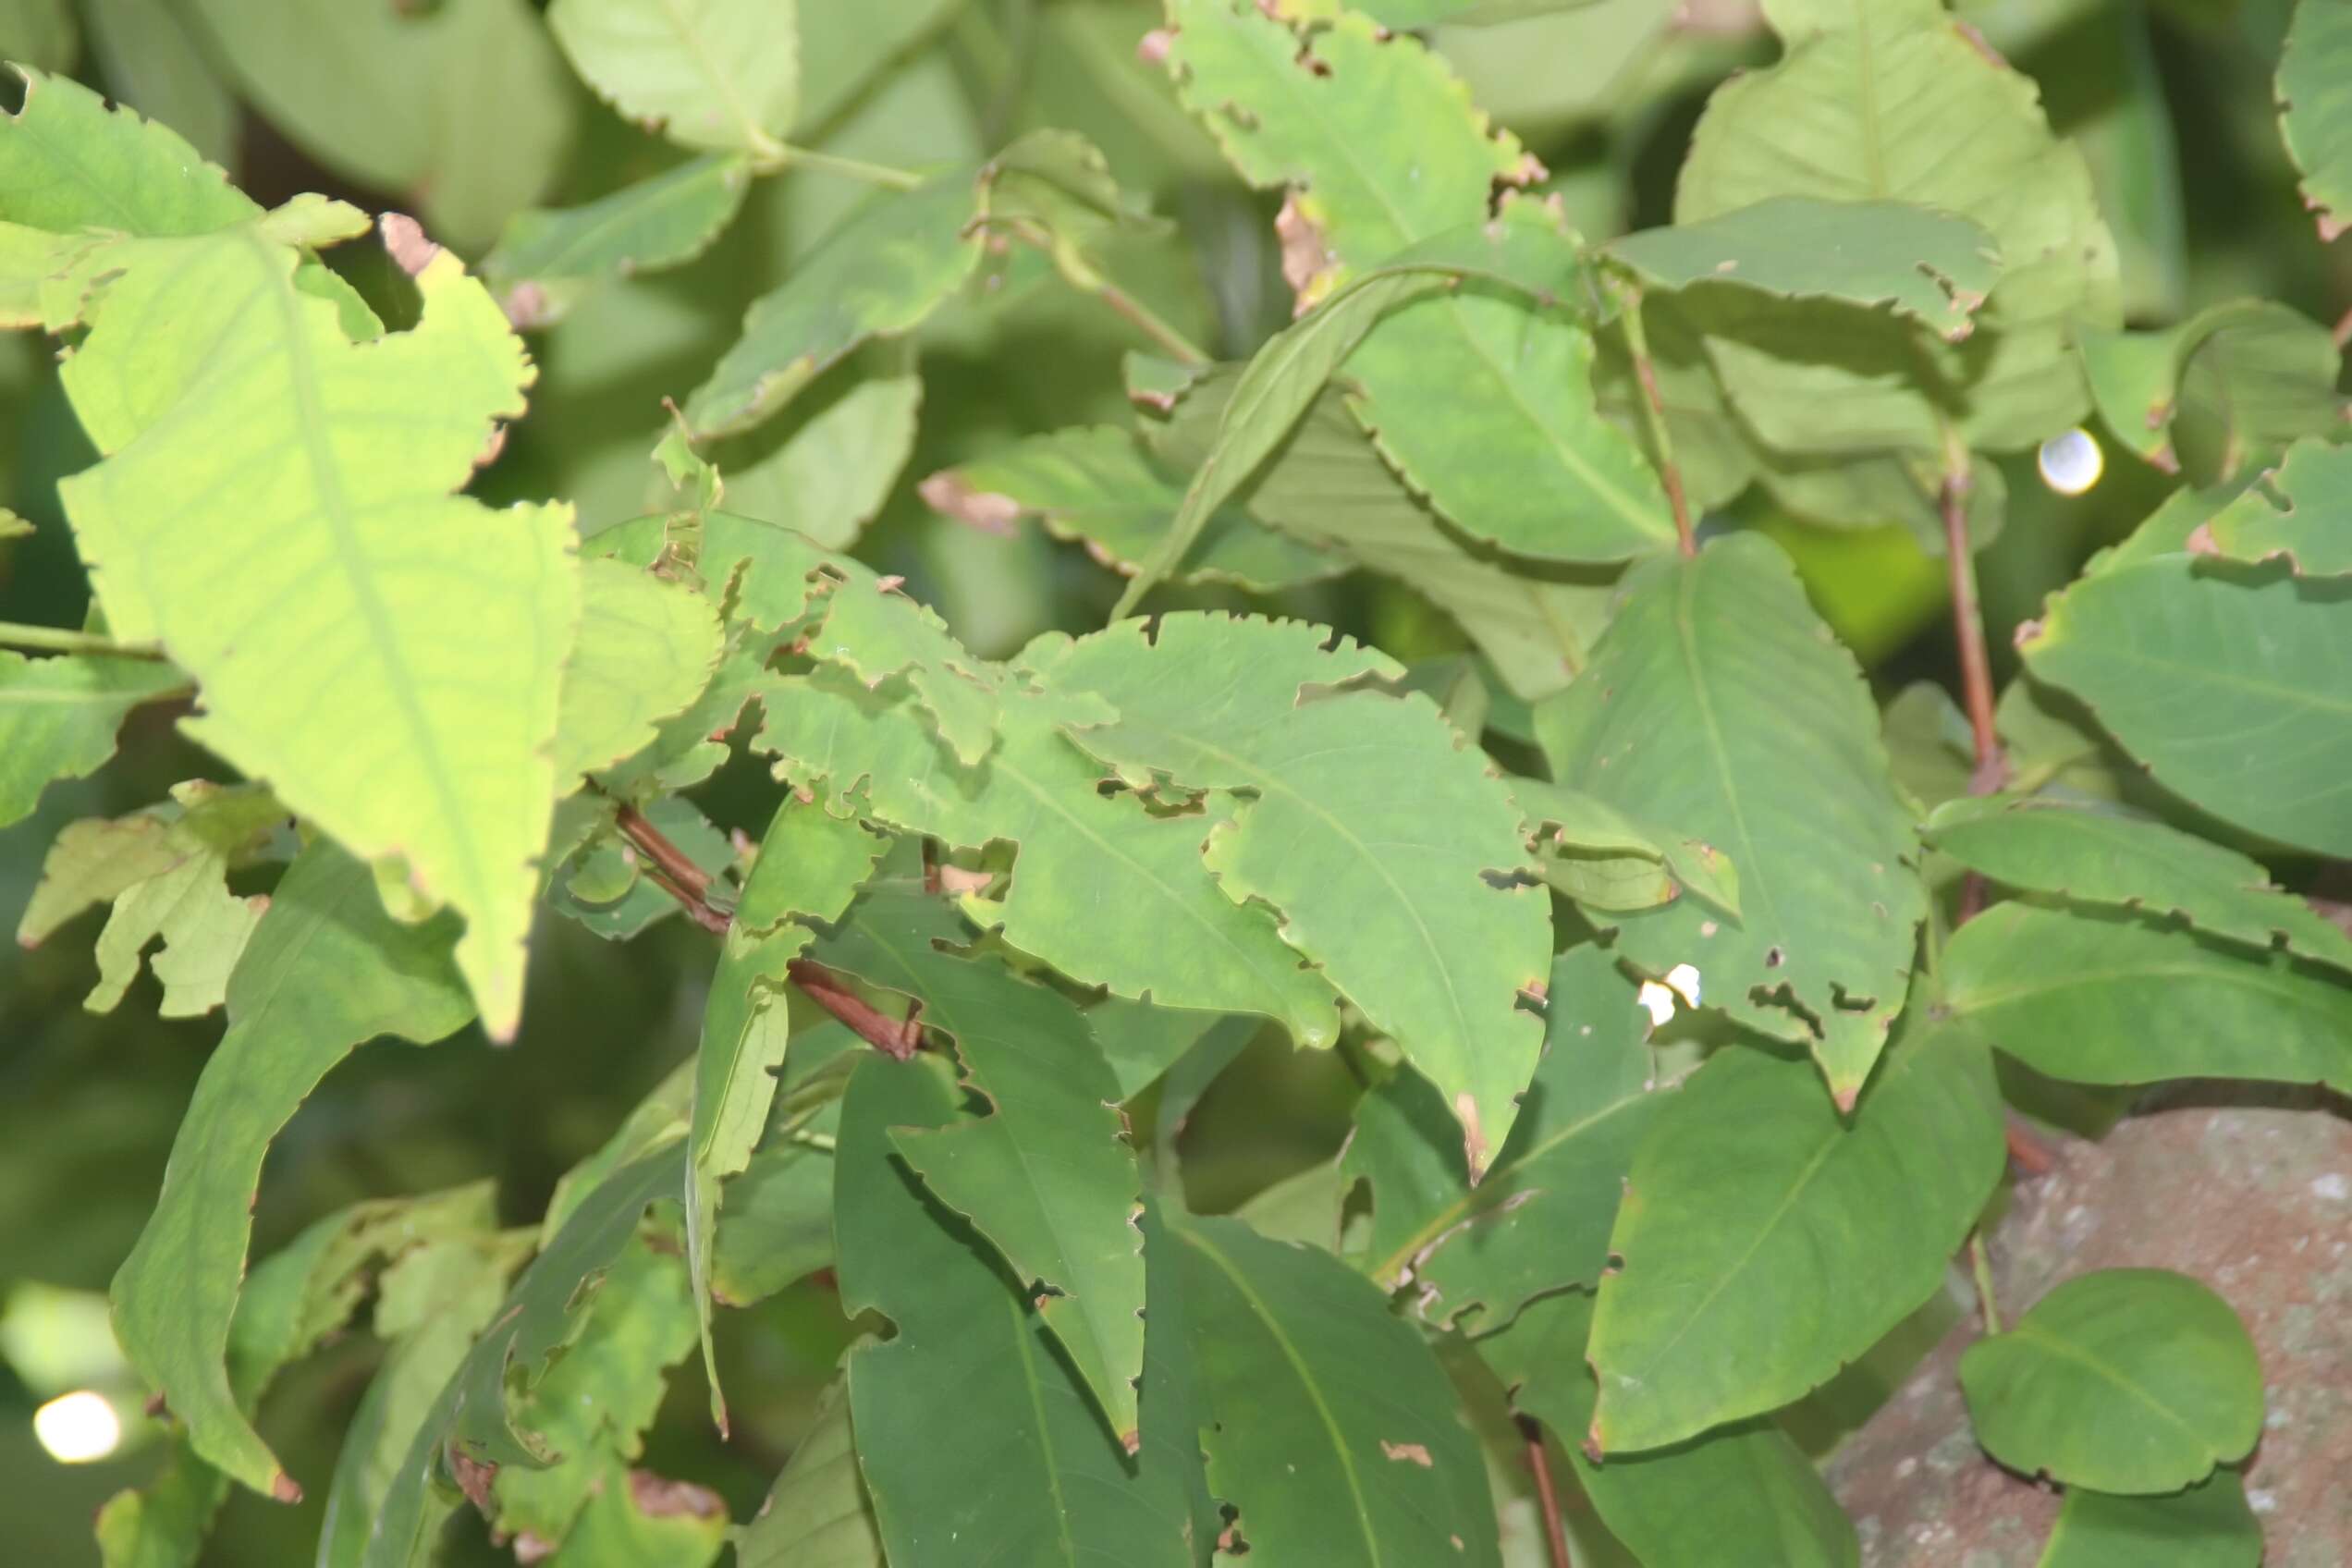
(268, 1471, 302, 1505)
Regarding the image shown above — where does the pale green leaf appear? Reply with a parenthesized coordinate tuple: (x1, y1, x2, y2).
(713, 348, 923, 551)
(1043, 613, 1552, 1173)
(1170, 1212, 1502, 1567)
(1923, 797, 2352, 974)
(0, 67, 253, 237)
(542, 1468, 727, 1567)
(1942, 900, 2352, 1094)
(734, 1373, 884, 1568)
(2199, 436, 2352, 577)
(1587, 1005, 2004, 1453)
(1675, 0, 2118, 454)
(885, 953, 1146, 1444)
(837, 1054, 1198, 1567)
(187, 0, 572, 250)
(484, 155, 754, 328)
(550, 0, 799, 154)
(1605, 197, 2001, 339)
(1960, 1268, 2262, 1493)
(802, 571, 1003, 766)
(2035, 1467, 2262, 1568)
(925, 425, 1345, 594)
(111, 842, 473, 1502)
(1535, 533, 1925, 1103)
(1510, 777, 1740, 919)
(553, 558, 723, 788)
(52, 216, 579, 1036)
(1162, 0, 1674, 563)
(0, 651, 187, 829)
(1483, 1291, 1860, 1568)
(81, 0, 239, 165)
(2079, 302, 2342, 480)
(686, 179, 980, 438)
(2279, 0, 2352, 241)
(2020, 554, 2352, 858)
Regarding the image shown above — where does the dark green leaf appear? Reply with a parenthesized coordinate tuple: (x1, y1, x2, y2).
(2078, 302, 2341, 481)
(2036, 1467, 2262, 1568)
(734, 1374, 884, 1568)
(0, 652, 188, 829)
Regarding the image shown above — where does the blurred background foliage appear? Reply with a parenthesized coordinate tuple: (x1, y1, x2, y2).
(0, 0, 2343, 1560)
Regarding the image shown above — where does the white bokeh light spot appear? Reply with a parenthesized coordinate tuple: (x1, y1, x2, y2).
(2038, 427, 2104, 496)
(33, 1390, 121, 1464)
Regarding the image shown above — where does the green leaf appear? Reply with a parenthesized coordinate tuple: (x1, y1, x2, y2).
(1673, 0, 2118, 455)
(1922, 797, 2352, 974)
(1587, 1004, 2003, 1453)
(18, 780, 283, 1017)
(713, 348, 924, 551)
(0, 651, 187, 829)
(1084, 998, 1231, 1103)
(1161, 0, 1674, 564)
(0, 0, 77, 69)
(734, 1373, 884, 1568)
(554, 559, 723, 788)
(709, 1024, 858, 1307)
(483, 155, 755, 328)
(186, 0, 572, 250)
(1042, 613, 1551, 1172)
(2020, 554, 2352, 858)
(1941, 900, 2352, 1094)
(2035, 1467, 2262, 1568)
(885, 953, 1146, 1445)
(1604, 197, 2001, 340)
(111, 841, 472, 1502)
(549, 0, 798, 155)
(540, 1469, 727, 1567)
(2198, 436, 2352, 577)
(2078, 302, 2342, 481)
(1482, 1291, 1860, 1568)
(836, 1053, 1198, 1567)
(50, 213, 579, 1036)
(1960, 1268, 2262, 1493)
(686, 178, 980, 438)
(794, 0, 959, 134)
(1145, 367, 1615, 699)
(0, 67, 253, 237)
(80, 0, 239, 165)
(924, 426, 1345, 594)
(2279, 0, 2352, 242)
(1535, 533, 1925, 1104)
(686, 798, 882, 1426)
(1510, 777, 1740, 919)
(1168, 1212, 1501, 1567)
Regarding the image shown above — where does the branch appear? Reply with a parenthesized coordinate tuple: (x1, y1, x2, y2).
(1608, 277, 1697, 559)
(986, 215, 1211, 366)
(1938, 451, 2005, 800)
(0, 619, 170, 660)
(1520, 1417, 1574, 1568)
(609, 802, 923, 1059)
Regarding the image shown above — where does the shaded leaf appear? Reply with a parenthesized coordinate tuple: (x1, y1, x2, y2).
(1960, 1268, 2262, 1493)
(1942, 900, 2352, 1094)
(112, 842, 472, 1502)
(1510, 776, 1739, 919)
(80, 0, 237, 164)
(714, 348, 924, 551)
(2278, 0, 2352, 241)
(2020, 554, 2352, 858)
(1043, 613, 1551, 1172)
(549, 0, 798, 154)
(733, 1374, 883, 1568)
(1535, 533, 1925, 1103)
(2078, 301, 2341, 481)
(1587, 1003, 2003, 1453)
(2199, 435, 2352, 577)
(1923, 796, 2352, 974)
(1605, 197, 2000, 339)
(483, 155, 754, 328)
(794, 0, 960, 134)
(1169, 1211, 1501, 1567)
(2035, 1467, 2262, 1568)
(709, 1024, 860, 1307)
(0, 651, 186, 829)
(1085, 998, 1231, 1103)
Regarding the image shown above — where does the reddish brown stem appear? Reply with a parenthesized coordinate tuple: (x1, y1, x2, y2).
(1940, 464, 2005, 799)
(789, 960, 925, 1060)
(616, 802, 715, 900)
(1520, 1417, 1574, 1568)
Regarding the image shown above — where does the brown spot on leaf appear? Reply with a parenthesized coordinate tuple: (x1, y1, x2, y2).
(628, 1469, 726, 1520)
(1275, 195, 1337, 314)
(1137, 29, 1173, 65)
(378, 213, 440, 277)
(919, 471, 1023, 535)
(1381, 1439, 1435, 1467)
(449, 1450, 496, 1511)
(2187, 521, 2221, 557)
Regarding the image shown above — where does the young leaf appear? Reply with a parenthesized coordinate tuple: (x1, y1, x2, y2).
(2036, 1467, 2263, 1568)
(1042, 613, 1552, 1173)
(549, 0, 799, 155)
(1959, 1269, 2263, 1493)
(2020, 554, 2352, 858)
(483, 154, 755, 328)
(1168, 1212, 1502, 1566)
(1482, 1291, 1860, 1568)
(1587, 1005, 2003, 1454)
(1535, 533, 1925, 1105)
(734, 1372, 884, 1568)
(1673, 0, 2118, 454)
(1922, 797, 2352, 975)
(0, 651, 187, 829)
(1603, 197, 2001, 340)
(885, 952, 1148, 1446)
(49, 211, 579, 1038)
(1160, 0, 1673, 564)
(2197, 436, 2352, 577)
(836, 1054, 1199, 1566)
(112, 842, 473, 1504)
(1941, 901, 2352, 1094)
(2278, 0, 2352, 241)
